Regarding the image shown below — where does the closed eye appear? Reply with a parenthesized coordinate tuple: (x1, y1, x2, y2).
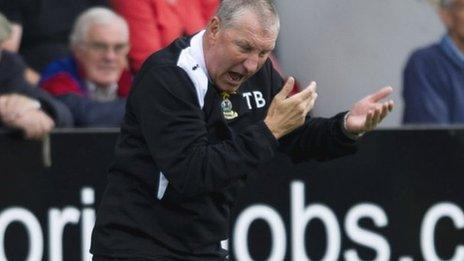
(235, 41, 253, 53)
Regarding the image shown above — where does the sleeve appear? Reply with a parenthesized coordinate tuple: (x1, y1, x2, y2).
(130, 66, 279, 197)
(1, 0, 23, 24)
(16, 85, 74, 127)
(279, 113, 357, 163)
(2, 52, 73, 127)
(110, 0, 163, 73)
(402, 51, 450, 124)
(266, 59, 357, 163)
(55, 94, 126, 127)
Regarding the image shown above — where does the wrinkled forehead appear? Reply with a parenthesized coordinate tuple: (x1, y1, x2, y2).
(228, 8, 278, 33)
(224, 11, 278, 48)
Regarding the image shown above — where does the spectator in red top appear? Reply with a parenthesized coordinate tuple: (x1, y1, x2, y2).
(40, 7, 132, 127)
(110, 0, 219, 73)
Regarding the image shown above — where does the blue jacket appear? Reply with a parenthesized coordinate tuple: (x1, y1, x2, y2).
(40, 57, 131, 127)
(403, 36, 464, 124)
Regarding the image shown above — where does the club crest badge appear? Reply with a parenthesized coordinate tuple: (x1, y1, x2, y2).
(220, 92, 238, 120)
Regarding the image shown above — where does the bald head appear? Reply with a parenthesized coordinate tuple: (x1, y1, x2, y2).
(215, 0, 280, 35)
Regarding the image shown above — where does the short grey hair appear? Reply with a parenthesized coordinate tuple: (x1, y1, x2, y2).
(216, 0, 280, 34)
(70, 7, 128, 46)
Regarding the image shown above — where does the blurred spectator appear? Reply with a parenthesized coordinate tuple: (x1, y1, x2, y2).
(403, 0, 464, 124)
(40, 7, 131, 127)
(0, 12, 73, 139)
(0, 0, 108, 74)
(110, 0, 219, 73)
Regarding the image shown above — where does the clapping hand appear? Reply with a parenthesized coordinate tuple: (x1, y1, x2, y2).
(345, 86, 394, 134)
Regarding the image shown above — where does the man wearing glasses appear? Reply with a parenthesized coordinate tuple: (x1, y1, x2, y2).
(40, 7, 131, 127)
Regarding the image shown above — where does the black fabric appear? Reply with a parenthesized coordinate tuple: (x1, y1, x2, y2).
(93, 255, 161, 261)
(0, 50, 73, 127)
(91, 36, 357, 260)
(0, 0, 108, 71)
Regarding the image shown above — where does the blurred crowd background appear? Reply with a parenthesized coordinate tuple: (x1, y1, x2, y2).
(0, 0, 462, 140)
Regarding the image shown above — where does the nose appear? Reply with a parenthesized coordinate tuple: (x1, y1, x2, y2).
(103, 47, 118, 61)
(243, 53, 259, 74)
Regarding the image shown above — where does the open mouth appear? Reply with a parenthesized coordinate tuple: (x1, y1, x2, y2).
(228, 72, 244, 82)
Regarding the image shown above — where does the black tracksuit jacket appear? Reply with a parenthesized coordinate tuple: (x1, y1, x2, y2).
(91, 32, 357, 260)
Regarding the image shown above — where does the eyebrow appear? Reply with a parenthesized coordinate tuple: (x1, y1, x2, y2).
(235, 39, 274, 53)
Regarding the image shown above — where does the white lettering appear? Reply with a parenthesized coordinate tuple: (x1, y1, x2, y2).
(48, 207, 80, 261)
(81, 188, 95, 261)
(344, 204, 390, 261)
(0, 207, 43, 261)
(253, 91, 266, 108)
(421, 202, 464, 261)
(291, 181, 341, 261)
(242, 92, 253, 109)
(233, 205, 286, 261)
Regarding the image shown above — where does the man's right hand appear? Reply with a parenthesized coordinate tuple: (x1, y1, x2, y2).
(264, 77, 318, 139)
(7, 110, 55, 140)
(0, 94, 55, 140)
(0, 94, 41, 122)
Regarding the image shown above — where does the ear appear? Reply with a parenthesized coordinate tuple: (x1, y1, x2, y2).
(206, 16, 221, 39)
(439, 8, 453, 29)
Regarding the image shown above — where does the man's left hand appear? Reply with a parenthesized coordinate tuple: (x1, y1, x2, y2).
(345, 86, 394, 134)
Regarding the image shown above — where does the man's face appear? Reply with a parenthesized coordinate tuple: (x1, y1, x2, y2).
(74, 23, 129, 87)
(442, 0, 464, 45)
(204, 10, 278, 93)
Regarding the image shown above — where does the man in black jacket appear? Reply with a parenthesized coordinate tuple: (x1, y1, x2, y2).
(91, 0, 394, 260)
(0, 12, 72, 139)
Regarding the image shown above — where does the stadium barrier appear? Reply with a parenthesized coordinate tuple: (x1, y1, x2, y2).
(0, 128, 463, 260)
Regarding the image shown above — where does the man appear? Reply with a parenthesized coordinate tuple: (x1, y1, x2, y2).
(91, 0, 394, 260)
(403, 0, 464, 124)
(0, 12, 72, 139)
(0, 0, 108, 72)
(40, 7, 131, 127)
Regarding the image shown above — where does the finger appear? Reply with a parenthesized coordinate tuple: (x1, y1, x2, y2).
(372, 108, 382, 127)
(0, 96, 6, 114)
(387, 100, 394, 112)
(275, 77, 295, 99)
(365, 110, 374, 130)
(23, 125, 38, 140)
(378, 103, 389, 122)
(42, 116, 55, 134)
(4, 95, 22, 120)
(288, 81, 316, 103)
(369, 86, 393, 102)
(305, 81, 317, 93)
(1, 96, 12, 118)
(37, 125, 48, 139)
(4, 95, 16, 112)
(31, 121, 45, 140)
(304, 91, 318, 114)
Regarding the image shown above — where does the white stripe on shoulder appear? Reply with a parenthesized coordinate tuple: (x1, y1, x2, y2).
(176, 33, 209, 109)
(157, 172, 169, 200)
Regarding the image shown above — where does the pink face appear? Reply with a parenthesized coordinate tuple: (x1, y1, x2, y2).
(204, 11, 278, 93)
(74, 23, 129, 87)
